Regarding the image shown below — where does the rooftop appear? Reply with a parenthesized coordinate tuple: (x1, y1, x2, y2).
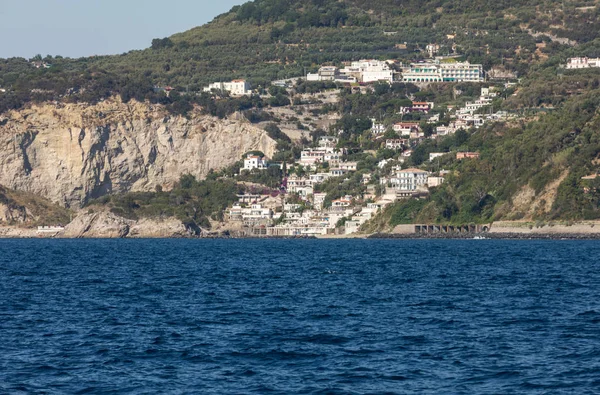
(399, 168, 428, 173)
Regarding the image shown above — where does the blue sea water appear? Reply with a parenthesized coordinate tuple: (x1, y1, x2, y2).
(1, 239, 599, 394)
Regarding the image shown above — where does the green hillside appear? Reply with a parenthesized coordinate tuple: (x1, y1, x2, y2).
(386, 81, 600, 225)
(1, 0, 599, 113)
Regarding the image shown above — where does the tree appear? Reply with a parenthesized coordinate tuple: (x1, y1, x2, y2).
(374, 82, 390, 95)
(410, 145, 427, 166)
(454, 129, 469, 147)
(422, 123, 435, 137)
(383, 128, 399, 139)
(151, 38, 174, 50)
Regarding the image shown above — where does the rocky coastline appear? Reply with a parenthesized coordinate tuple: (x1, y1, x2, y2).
(3, 211, 600, 240)
(3, 227, 600, 240)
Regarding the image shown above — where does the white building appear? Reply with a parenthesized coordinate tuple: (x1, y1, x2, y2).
(341, 60, 394, 83)
(37, 226, 65, 233)
(307, 66, 339, 81)
(237, 194, 261, 204)
(324, 152, 342, 167)
(362, 173, 372, 185)
(436, 124, 453, 136)
(229, 203, 273, 222)
(480, 87, 497, 99)
(393, 122, 421, 136)
(402, 61, 484, 83)
(287, 176, 313, 197)
(459, 89, 494, 115)
(331, 196, 353, 208)
(391, 168, 429, 191)
(426, 44, 441, 58)
(386, 139, 409, 150)
(429, 153, 445, 161)
(309, 173, 331, 185)
(204, 79, 252, 96)
(439, 62, 484, 82)
(402, 63, 443, 83)
(344, 203, 382, 234)
(427, 176, 445, 187)
(313, 193, 327, 210)
(371, 119, 386, 135)
(339, 162, 358, 171)
(566, 57, 600, 69)
(299, 149, 326, 169)
(457, 114, 485, 128)
(299, 138, 341, 169)
(329, 168, 349, 177)
(427, 114, 440, 124)
(243, 154, 268, 171)
(319, 136, 339, 148)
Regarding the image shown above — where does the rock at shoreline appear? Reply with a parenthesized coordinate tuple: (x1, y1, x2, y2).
(61, 211, 191, 238)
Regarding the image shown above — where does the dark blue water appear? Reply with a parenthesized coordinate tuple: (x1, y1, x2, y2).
(1, 239, 600, 394)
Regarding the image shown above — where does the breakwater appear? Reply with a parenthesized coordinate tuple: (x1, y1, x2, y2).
(369, 232, 600, 240)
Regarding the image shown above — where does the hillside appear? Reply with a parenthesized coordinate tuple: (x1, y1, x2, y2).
(2, 0, 600, 113)
(379, 84, 600, 227)
(1, 0, 600, 234)
(0, 185, 71, 226)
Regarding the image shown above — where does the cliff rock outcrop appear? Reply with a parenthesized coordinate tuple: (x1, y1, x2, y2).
(0, 203, 30, 223)
(61, 211, 192, 238)
(0, 98, 276, 208)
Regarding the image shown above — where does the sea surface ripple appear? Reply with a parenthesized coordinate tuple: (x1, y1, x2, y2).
(1, 239, 600, 394)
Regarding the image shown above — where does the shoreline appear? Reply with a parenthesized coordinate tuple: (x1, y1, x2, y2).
(4, 220, 600, 240)
(2, 232, 600, 240)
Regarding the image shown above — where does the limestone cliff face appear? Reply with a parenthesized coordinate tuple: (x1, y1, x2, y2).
(0, 98, 276, 208)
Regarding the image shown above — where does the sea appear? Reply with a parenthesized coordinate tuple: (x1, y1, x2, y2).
(1, 239, 599, 394)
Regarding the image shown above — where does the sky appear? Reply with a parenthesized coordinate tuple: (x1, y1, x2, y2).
(0, 0, 247, 59)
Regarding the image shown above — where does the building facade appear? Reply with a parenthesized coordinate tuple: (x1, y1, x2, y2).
(456, 152, 480, 160)
(566, 57, 600, 69)
(243, 154, 268, 171)
(393, 122, 421, 136)
(204, 80, 252, 96)
(392, 168, 429, 191)
(402, 61, 484, 83)
(341, 60, 394, 83)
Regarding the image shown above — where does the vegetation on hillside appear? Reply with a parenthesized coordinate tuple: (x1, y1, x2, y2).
(0, 185, 72, 227)
(384, 86, 600, 226)
(88, 175, 243, 233)
(2, 0, 600, 116)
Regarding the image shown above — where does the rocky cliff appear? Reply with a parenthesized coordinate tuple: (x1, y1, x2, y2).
(0, 202, 29, 224)
(60, 211, 192, 238)
(0, 98, 276, 208)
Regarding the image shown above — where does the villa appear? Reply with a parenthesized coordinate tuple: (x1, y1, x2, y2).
(243, 154, 268, 171)
(203, 79, 252, 96)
